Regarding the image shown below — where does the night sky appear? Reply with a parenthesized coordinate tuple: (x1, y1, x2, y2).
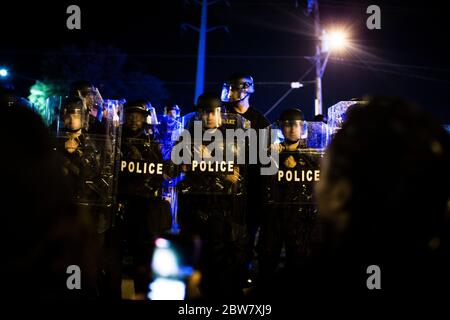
(1, 0, 449, 123)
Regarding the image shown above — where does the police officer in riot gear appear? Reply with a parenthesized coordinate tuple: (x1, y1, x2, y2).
(160, 104, 181, 141)
(257, 108, 320, 294)
(58, 93, 124, 299)
(54, 97, 110, 297)
(143, 102, 161, 141)
(177, 92, 248, 299)
(221, 73, 270, 284)
(164, 103, 181, 120)
(159, 103, 183, 160)
(70, 81, 105, 135)
(118, 100, 172, 298)
(275, 108, 307, 150)
(221, 73, 269, 129)
(58, 97, 100, 203)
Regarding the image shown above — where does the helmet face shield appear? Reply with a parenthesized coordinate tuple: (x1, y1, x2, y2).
(279, 120, 307, 142)
(198, 107, 222, 129)
(125, 110, 146, 132)
(165, 105, 180, 119)
(146, 105, 159, 125)
(124, 101, 158, 132)
(77, 86, 104, 111)
(220, 83, 232, 102)
(63, 110, 83, 131)
(220, 77, 254, 103)
(60, 99, 87, 133)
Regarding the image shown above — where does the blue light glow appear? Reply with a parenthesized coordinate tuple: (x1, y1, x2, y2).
(0, 68, 8, 77)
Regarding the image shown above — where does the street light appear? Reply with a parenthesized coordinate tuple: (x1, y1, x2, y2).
(314, 28, 350, 115)
(320, 29, 350, 75)
(290, 82, 304, 89)
(322, 29, 349, 52)
(0, 68, 8, 78)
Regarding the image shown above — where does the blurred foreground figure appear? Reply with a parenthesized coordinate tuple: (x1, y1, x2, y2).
(1, 101, 96, 299)
(276, 97, 450, 299)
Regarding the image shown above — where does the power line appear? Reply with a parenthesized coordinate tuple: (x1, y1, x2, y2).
(4, 49, 448, 72)
(264, 62, 316, 117)
(8, 50, 445, 72)
(328, 60, 450, 84)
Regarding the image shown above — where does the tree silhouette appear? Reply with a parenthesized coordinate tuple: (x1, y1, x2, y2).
(41, 43, 169, 105)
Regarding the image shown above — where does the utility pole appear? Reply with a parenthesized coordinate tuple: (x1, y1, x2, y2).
(313, 0, 323, 116)
(195, 0, 207, 103)
(183, 0, 229, 103)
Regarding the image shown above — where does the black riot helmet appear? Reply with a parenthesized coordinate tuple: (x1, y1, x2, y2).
(278, 108, 306, 144)
(195, 92, 223, 129)
(70, 81, 96, 97)
(195, 92, 222, 113)
(60, 97, 86, 132)
(279, 108, 305, 123)
(124, 100, 150, 115)
(165, 103, 181, 118)
(123, 100, 159, 133)
(123, 100, 158, 123)
(221, 73, 255, 103)
(62, 97, 84, 114)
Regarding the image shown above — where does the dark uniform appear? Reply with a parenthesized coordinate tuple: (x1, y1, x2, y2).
(56, 98, 101, 204)
(257, 108, 322, 293)
(176, 93, 248, 299)
(61, 89, 124, 299)
(53, 97, 102, 297)
(221, 74, 270, 282)
(118, 100, 172, 295)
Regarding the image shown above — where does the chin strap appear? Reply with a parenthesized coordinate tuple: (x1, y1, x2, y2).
(63, 127, 82, 134)
(226, 92, 251, 107)
(284, 138, 300, 146)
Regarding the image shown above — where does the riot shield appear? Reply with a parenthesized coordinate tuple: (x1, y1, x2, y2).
(265, 121, 326, 206)
(52, 97, 122, 210)
(175, 112, 247, 195)
(258, 121, 327, 277)
(44, 96, 62, 129)
(102, 99, 124, 134)
(117, 135, 173, 242)
(327, 100, 367, 139)
(179, 111, 197, 132)
(158, 114, 184, 161)
(118, 137, 166, 199)
(156, 114, 184, 231)
(174, 112, 248, 231)
(174, 112, 251, 297)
